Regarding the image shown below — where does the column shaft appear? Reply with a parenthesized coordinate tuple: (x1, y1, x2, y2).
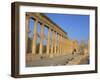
(51, 31, 54, 53)
(39, 23, 44, 54)
(57, 34, 60, 54)
(59, 36, 61, 54)
(65, 38, 67, 53)
(62, 37, 63, 53)
(54, 32, 57, 54)
(64, 38, 66, 53)
(46, 28, 50, 54)
(60, 36, 62, 54)
(63, 37, 65, 53)
(32, 19, 38, 54)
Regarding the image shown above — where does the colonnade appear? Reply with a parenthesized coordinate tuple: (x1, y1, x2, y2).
(26, 13, 68, 55)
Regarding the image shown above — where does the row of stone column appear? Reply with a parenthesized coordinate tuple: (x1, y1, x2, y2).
(26, 15, 67, 55)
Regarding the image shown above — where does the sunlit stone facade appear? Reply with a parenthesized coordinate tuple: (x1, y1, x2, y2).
(25, 13, 79, 57)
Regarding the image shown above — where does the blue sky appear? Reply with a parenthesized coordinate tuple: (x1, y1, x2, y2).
(45, 13, 89, 44)
(28, 13, 89, 44)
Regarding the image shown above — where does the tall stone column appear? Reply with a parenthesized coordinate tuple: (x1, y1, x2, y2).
(64, 38, 66, 53)
(59, 35, 61, 54)
(63, 37, 65, 54)
(61, 36, 63, 54)
(57, 34, 60, 54)
(63, 38, 65, 53)
(66, 38, 67, 53)
(25, 15, 29, 53)
(63, 37, 65, 53)
(51, 30, 54, 53)
(46, 28, 50, 54)
(62, 37, 64, 54)
(60, 36, 63, 54)
(54, 32, 57, 54)
(32, 19, 38, 54)
(39, 23, 44, 55)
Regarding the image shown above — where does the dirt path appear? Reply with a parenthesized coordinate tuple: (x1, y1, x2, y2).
(26, 53, 89, 67)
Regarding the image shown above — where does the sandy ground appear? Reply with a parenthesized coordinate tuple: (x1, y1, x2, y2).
(26, 53, 89, 67)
